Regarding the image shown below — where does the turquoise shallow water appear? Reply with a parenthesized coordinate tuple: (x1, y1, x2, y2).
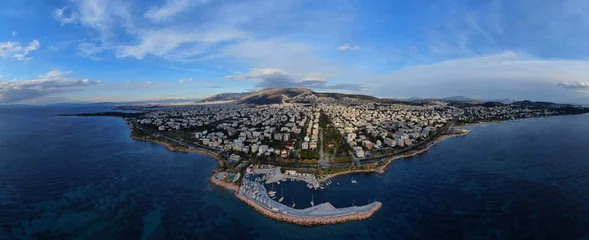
(1, 105, 589, 240)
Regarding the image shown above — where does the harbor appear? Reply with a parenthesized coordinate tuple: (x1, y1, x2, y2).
(237, 174, 382, 225)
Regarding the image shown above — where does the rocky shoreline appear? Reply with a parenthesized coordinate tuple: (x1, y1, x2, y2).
(131, 134, 225, 167)
(234, 192, 382, 226)
(209, 174, 239, 192)
(376, 131, 470, 173)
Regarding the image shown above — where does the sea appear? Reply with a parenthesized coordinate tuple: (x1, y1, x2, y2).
(1, 105, 589, 240)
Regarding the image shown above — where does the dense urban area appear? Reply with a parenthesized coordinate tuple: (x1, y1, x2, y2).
(122, 89, 589, 174)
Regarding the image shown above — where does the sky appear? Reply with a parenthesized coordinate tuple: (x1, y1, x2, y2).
(1, 0, 589, 104)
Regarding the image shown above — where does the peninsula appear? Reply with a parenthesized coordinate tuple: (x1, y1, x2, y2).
(64, 88, 589, 226)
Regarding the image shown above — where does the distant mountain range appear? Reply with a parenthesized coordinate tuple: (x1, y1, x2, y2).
(190, 88, 580, 109)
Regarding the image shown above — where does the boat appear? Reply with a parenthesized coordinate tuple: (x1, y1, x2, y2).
(310, 194, 314, 207)
(268, 184, 276, 197)
(277, 181, 280, 185)
(291, 198, 296, 208)
(336, 182, 340, 186)
(278, 189, 284, 203)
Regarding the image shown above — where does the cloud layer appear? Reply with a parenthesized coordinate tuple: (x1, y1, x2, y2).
(0, 71, 99, 103)
(225, 68, 363, 91)
(372, 51, 589, 101)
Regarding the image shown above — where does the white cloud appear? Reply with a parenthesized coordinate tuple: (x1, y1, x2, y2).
(144, 0, 210, 22)
(372, 51, 589, 100)
(0, 70, 99, 103)
(0, 40, 40, 61)
(338, 44, 360, 51)
(53, 6, 78, 26)
(558, 81, 589, 91)
(67, 0, 133, 39)
(224, 68, 287, 80)
(179, 78, 193, 83)
(76, 42, 116, 60)
(11, 31, 15, 37)
(116, 28, 248, 60)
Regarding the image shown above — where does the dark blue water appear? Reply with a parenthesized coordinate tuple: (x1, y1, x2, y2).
(1, 106, 589, 240)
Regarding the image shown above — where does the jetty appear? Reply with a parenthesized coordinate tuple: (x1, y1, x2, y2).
(237, 176, 381, 226)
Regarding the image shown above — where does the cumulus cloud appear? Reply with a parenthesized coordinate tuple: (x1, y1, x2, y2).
(0, 70, 99, 103)
(179, 78, 193, 83)
(338, 44, 360, 51)
(0, 40, 40, 61)
(144, 0, 210, 22)
(53, 6, 78, 26)
(224, 68, 363, 91)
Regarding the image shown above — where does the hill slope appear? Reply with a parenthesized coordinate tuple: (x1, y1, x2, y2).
(239, 88, 314, 104)
(199, 92, 250, 102)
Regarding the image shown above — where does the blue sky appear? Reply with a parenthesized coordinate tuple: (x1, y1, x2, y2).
(1, 0, 589, 104)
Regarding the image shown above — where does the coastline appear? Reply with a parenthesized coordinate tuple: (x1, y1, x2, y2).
(128, 123, 465, 226)
(376, 131, 470, 174)
(318, 131, 471, 182)
(131, 134, 225, 167)
(234, 192, 382, 226)
(319, 169, 377, 183)
(209, 174, 239, 192)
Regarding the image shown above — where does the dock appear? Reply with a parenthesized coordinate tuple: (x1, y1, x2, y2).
(252, 166, 320, 189)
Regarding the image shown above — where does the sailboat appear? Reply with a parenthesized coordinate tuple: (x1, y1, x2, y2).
(278, 189, 284, 203)
(291, 198, 296, 208)
(351, 176, 357, 184)
(310, 194, 314, 207)
(268, 184, 276, 197)
(336, 181, 340, 186)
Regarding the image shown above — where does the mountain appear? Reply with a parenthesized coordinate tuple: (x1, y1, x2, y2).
(199, 92, 251, 102)
(510, 100, 570, 108)
(239, 88, 314, 104)
(442, 96, 475, 102)
(488, 98, 515, 104)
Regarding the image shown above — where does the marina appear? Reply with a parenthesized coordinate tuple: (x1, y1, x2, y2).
(237, 174, 382, 225)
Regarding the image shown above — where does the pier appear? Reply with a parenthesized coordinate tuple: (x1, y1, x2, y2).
(237, 175, 381, 225)
(252, 166, 320, 189)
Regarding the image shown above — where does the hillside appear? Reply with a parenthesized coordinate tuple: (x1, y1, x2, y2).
(239, 88, 314, 104)
(199, 92, 251, 102)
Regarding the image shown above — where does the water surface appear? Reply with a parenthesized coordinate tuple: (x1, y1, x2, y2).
(1, 106, 589, 240)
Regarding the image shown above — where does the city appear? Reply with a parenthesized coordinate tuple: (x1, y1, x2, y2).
(110, 88, 589, 225)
